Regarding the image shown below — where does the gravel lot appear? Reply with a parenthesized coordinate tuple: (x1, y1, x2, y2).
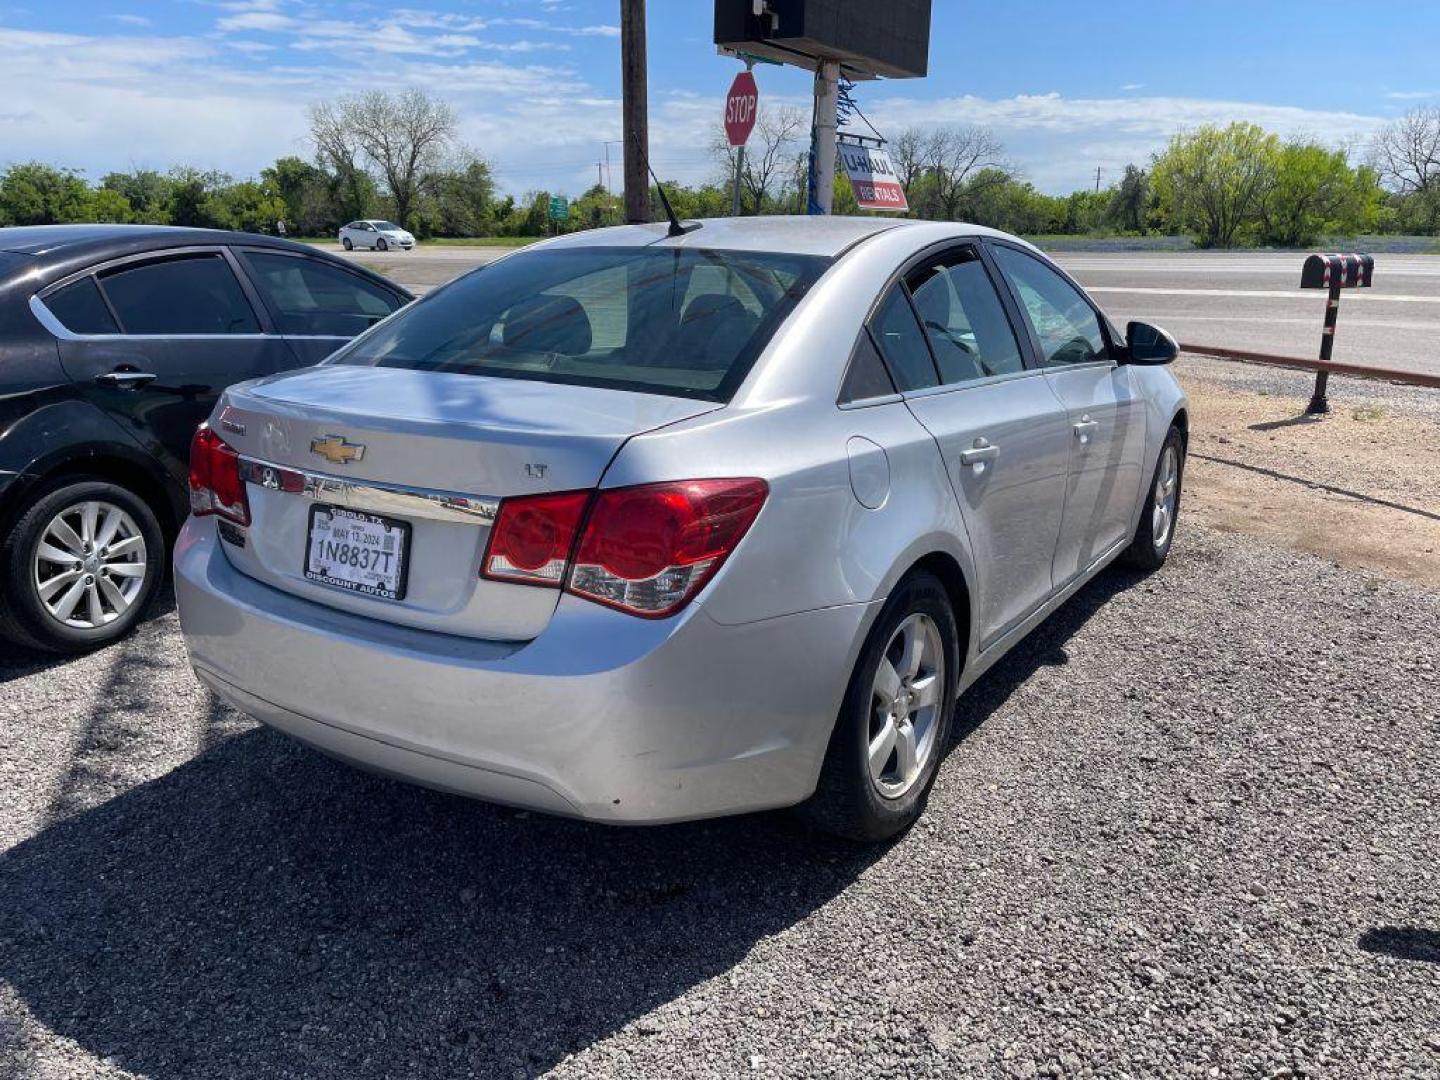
(2, 524, 1438, 1079)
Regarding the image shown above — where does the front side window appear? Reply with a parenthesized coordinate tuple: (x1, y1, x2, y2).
(43, 276, 119, 335)
(98, 253, 259, 335)
(329, 247, 830, 401)
(241, 252, 403, 336)
(907, 249, 1025, 385)
(991, 245, 1107, 367)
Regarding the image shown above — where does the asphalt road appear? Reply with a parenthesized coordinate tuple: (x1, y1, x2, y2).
(328, 243, 1440, 380)
(3, 524, 1438, 1078)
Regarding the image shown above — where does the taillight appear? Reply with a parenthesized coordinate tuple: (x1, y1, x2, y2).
(189, 425, 250, 526)
(482, 490, 591, 586)
(483, 478, 767, 618)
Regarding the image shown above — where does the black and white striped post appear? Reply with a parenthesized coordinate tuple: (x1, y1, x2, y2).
(1299, 252, 1374, 415)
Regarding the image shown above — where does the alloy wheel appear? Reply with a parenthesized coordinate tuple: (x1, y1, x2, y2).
(32, 500, 149, 629)
(868, 613, 945, 799)
(1152, 444, 1180, 549)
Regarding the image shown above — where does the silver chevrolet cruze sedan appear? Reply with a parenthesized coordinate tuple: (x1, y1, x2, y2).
(176, 217, 1187, 841)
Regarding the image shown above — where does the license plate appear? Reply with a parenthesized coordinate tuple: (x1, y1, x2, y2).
(304, 505, 410, 601)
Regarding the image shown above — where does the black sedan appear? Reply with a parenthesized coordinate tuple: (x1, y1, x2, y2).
(0, 224, 412, 653)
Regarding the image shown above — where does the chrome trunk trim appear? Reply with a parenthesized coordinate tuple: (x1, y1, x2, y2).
(238, 457, 499, 525)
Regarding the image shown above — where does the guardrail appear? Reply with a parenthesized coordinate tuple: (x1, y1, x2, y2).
(1178, 342, 1440, 391)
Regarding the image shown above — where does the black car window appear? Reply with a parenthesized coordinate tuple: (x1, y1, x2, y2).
(991, 245, 1107, 367)
(241, 252, 403, 336)
(838, 329, 897, 404)
(99, 253, 260, 335)
(870, 285, 938, 391)
(44, 276, 119, 335)
(329, 247, 830, 403)
(907, 249, 1025, 385)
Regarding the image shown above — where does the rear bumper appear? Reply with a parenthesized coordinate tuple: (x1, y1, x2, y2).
(175, 518, 873, 823)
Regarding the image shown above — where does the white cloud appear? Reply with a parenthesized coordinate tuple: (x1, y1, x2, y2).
(216, 12, 298, 32)
(108, 14, 150, 27)
(860, 91, 1387, 190)
(1385, 90, 1437, 101)
(0, 20, 1395, 200)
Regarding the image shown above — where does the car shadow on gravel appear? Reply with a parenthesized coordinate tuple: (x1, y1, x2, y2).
(0, 720, 886, 1078)
(0, 588, 177, 687)
(0, 566, 1141, 1079)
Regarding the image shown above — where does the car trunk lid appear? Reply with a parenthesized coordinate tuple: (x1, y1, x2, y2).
(209, 365, 720, 640)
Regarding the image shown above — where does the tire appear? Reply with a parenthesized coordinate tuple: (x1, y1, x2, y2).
(1119, 425, 1185, 571)
(797, 570, 960, 843)
(0, 477, 165, 654)
(377, 238, 388, 252)
(342, 237, 353, 251)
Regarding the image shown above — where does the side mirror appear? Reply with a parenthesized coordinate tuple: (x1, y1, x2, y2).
(1124, 320, 1179, 365)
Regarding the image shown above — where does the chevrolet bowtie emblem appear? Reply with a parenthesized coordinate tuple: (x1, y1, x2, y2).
(310, 434, 366, 465)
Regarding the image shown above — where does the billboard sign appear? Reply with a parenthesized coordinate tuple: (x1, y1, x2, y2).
(839, 144, 909, 212)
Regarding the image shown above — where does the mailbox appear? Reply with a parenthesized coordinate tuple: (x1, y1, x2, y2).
(1300, 252, 1374, 290)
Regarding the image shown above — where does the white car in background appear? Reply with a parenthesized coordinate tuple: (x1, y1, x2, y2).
(339, 220, 415, 252)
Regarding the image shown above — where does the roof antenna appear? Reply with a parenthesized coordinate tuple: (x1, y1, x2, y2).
(646, 160, 701, 239)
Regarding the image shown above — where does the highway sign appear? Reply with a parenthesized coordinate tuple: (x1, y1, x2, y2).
(549, 196, 570, 222)
(724, 70, 760, 147)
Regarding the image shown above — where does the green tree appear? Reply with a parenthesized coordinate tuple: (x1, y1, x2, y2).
(1256, 142, 1380, 247)
(421, 152, 496, 237)
(0, 162, 94, 225)
(101, 169, 173, 223)
(164, 167, 227, 228)
(1106, 165, 1152, 233)
(262, 156, 338, 234)
(1150, 123, 1280, 247)
(88, 187, 134, 223)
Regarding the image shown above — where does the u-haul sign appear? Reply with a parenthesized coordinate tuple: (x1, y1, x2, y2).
(840, 144, 909, 212)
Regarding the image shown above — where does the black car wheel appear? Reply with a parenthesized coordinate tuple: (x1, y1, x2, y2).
(0, 477, 164, 654)
(377, 238, 389, 252)
(342, 236, 353, 251)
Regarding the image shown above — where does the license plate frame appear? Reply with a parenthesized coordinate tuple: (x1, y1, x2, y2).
(303, 504, 411, 602)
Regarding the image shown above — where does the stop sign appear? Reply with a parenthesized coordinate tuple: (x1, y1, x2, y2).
(723, 71, 759, 147)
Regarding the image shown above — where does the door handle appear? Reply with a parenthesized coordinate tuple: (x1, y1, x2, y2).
(1073, 416, 1099, 444)
(960, 437, 1000, 467)
(95, 370, 157, 390)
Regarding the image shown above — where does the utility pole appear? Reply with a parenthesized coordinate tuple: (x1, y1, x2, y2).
(810, 59, 840, 214)
(1095, 166, 1102, 193)
(620, 0, 650, 224)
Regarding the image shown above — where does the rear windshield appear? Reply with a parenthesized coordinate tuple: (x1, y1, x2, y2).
(326, 246, 832, 401)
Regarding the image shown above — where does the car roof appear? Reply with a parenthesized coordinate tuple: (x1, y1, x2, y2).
(533, 215, 1026, 259)
(0, 224, 412, 299)
(0, 223, 297, 257)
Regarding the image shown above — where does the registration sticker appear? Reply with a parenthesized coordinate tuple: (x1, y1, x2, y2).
(304, 505, 410, 601)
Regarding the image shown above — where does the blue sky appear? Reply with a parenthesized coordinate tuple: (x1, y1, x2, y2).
(1, 1, 1436, 198)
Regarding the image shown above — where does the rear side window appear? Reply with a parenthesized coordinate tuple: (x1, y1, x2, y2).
(241, 252, 402, 336)
(99, 254, 260, 335)
(870, 286, 938, 391)
(839, 330, 897, 404)
(43, 277, 119, 335)
(991, 245, 1107, 367)
(907, 250, 1025, 384)
(330, 247, 830, 402)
